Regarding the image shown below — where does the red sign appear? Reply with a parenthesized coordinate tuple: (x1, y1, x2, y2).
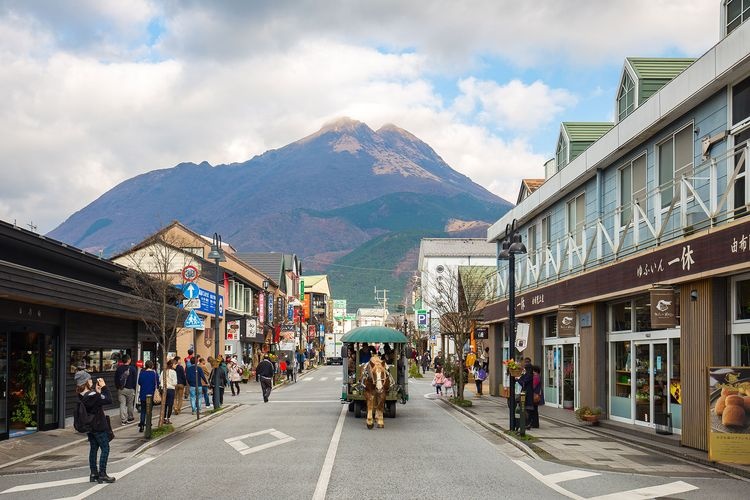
(181, 265, 199, 282)
(259, 293, 265, 324)
(136, 360, 144, 368)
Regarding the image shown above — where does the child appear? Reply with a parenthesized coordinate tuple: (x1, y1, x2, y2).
(444, 373, 454, 397)
(432, 367, 446, 396)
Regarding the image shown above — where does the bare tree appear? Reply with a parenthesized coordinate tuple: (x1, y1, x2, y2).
(119, 231, 195, 427)
(423, 266, 495, 400)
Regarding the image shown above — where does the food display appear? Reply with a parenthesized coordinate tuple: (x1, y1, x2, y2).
(710, 373, 750, 433)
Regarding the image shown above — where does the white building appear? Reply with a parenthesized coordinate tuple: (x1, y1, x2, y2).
(356, 308, 388, 327)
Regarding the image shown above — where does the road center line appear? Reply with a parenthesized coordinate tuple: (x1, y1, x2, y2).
(312, 404, 347, 500)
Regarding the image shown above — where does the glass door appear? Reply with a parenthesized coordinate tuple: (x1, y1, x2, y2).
(652, 342, 669, 425)
(633, 341, 669, 426)
(0, 333, 7, 440)
(38, 334, 57, 430)
(561, 344, 575, 409)
(634, 342, 651, 424)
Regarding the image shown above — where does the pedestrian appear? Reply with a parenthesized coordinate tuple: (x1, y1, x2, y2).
(256, 353, 275, 403)
(432, 366, 446, 396)
(297, 350, 306, 374)
(114, 354, 137, 426)
(199, 358, 211, 407)
(434, 351, 444, 371)
(481, 346, 490, 371)
(173, 355, 186, 414)
(161, 360, 177, 424)
(209, 358, 228, 405)
(420, 350, 431, 374)
(474, 360, 487, 396)
(358, 342, 371, 364)
(229, 358, 242, 395)
(75, 370, 116, 484)
(185, 356, 207, 414)
(517, 360, 535, 430)
(530, 365, 544, 429)
(137, 360, 159, 432)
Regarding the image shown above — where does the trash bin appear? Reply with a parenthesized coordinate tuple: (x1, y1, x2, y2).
(655, 412, 672, 435)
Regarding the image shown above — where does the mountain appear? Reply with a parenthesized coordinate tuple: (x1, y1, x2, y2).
(48, 117, 512, 308)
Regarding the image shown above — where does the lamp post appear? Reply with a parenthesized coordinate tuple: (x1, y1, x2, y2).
(498, 220, 527, 432)
(208, 233, 226, 410)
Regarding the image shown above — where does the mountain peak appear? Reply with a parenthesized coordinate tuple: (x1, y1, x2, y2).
(319, 116, 370, 134)
(377, 123, 421, 142)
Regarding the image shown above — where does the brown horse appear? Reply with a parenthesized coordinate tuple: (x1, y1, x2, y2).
(363, 355, 390, 429)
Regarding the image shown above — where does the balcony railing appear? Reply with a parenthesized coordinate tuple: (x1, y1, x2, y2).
(492, 140, 749, 300)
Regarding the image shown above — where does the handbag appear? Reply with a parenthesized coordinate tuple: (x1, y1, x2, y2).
(533, 393, 541, 405)
(153, 388, 162, 404)
(105, 415, 115, 442)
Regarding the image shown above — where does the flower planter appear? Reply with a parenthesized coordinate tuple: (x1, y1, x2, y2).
(582, 414, 600, 425)
(508, 367, 523, 378)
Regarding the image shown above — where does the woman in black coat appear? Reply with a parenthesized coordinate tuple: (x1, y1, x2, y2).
(517, 362, 535, 430)
(75, 370, 115, 484)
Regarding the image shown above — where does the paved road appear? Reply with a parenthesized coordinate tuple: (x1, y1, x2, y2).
(1, 365, 749, 499)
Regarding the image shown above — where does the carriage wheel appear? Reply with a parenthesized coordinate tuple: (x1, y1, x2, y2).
(348, 402, 354, 412)
(354, 401, 363, 418)
(386, 401, 396, 418)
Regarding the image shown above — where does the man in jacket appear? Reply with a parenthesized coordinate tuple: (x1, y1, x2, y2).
(173, 355, 186, 415)
(185, 357, 207, 414)
(114, 354, 137, 425)
(256, 354, 275, 403)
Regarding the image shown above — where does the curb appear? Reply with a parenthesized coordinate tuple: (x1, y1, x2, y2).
(441, 399, 541, 461)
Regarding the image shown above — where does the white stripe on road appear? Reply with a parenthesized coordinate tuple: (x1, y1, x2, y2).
(513, 460, 584, 500)
(335, 377, 342, 381)
(319, 377, 328, 381)
(312, 404, 347, 500)
(271, 400, 341, 403)
(587, 481, 698, 500)
(52, 457, 155, 500)
(544, 470, 599, 484)
(302, 378, 313, 382)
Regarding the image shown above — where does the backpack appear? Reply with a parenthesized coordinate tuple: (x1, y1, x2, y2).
(116, 366, 130, 389)
(73, 396, 95, 433)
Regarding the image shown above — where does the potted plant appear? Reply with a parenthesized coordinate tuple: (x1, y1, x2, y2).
(574, 406, 602, 425)
(11, 398, 36, 429)
(503, 358, 523, 378)
(241, 367, 251, 383)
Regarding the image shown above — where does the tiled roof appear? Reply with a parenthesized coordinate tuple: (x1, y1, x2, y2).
(627, 57, 696, 80)
(562, 122, 614, 142)
(419, 238, 497, 257)
(235, 252, 283, 281)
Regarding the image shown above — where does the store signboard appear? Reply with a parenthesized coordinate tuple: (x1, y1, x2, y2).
(227, 320, 240, 341)
(475, 326, 489, 339)
(708, 366, 750, 464)
(557, 307, 577, 337)
(650, 287, 676, 328)
(515, 323, 529, 351)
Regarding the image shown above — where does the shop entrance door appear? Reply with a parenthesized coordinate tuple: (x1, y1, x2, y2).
(4, 329, 58, 438)
(544, 343, 579, 409)
(633, 341, 668, 427)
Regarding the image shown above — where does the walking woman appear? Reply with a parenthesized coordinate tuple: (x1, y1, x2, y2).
(137, 360, 159, 432)
(162, 360, 177, 424)
(75, 370, 116, 483)
(229, 357, 242, 396)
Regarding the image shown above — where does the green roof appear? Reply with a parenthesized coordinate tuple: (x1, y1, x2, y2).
(627, 58, 696, 80)
(341, 326, 408, 343)
(562, 122, 614, 143)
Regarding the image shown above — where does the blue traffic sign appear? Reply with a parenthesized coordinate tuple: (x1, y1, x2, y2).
(183, 283, 200, 299)
(184, 309, 204, 329)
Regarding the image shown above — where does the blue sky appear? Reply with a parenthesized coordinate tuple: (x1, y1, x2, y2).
(0, 0, 720, 233)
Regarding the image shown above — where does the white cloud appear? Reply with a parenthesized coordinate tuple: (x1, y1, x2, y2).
(454, 78, 577, 132)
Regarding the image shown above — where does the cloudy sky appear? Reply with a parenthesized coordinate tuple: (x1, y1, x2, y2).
(0, 0, 719, 234)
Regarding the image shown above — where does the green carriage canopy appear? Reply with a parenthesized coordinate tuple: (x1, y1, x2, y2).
(341, 326, 408, 344)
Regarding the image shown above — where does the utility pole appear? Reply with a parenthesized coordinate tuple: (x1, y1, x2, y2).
(374, 287, 389, 326)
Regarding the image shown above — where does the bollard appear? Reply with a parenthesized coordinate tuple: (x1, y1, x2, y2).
(145, 395, 153, 439)
(519, 392, 526, 437)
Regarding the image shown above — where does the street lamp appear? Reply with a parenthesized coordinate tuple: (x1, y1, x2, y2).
(208, 233, 226, 410)
(498, 220, 526, 432)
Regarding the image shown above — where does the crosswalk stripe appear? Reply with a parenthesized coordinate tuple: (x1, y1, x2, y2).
(335, 377, 342, 381)
(544, 470, 599, 484)
(302, 378, 313, 382)
(587, 481, 698, 500)
(320, 377, 328, 381)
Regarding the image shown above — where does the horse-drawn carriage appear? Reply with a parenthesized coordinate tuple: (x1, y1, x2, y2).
(340, 326, 409, 428)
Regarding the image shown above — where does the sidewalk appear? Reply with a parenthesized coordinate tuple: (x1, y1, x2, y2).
(446, 383, 750, 480)
(0, 397, 243, 475)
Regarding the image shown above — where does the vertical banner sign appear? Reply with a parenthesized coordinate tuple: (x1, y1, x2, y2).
(708, 366, 750, 464)
(650, 287, 676, 328)
(557, 307, 577, 337)
(259, 293, 265, 325)
(417, 310, 428, 330)
(268, 295, 274, 324)
(515, 322, 529, 351)
(307, 324, 315, 341)
(288, 304, 294, 321)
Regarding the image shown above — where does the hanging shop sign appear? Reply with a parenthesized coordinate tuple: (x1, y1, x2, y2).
(707, 366, 750, 464)
(227, 320, 240, 341)
(515, 322, 529, 351)
(650, 287, 676, 329)
(475, 326, 489, 339)
(557, 307, 577, 337)
(259, 293, 265, 324)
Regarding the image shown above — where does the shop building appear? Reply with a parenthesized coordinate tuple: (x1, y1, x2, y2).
(0, 220, 155, 439)
(485, 8, 750, 452)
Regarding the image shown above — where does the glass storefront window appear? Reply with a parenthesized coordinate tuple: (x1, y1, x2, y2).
(736, 279, 750, 320)
(634, 297, 654, 332)
(739, 335, 750, 366)
(101, 349, 128, 372)
(544, 315, 557, 337)
(611, 341, 632, 418)
(611, 302, 632, 331)
(69, 348, 130, 373)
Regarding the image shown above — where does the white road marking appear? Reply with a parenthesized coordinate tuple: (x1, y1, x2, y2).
(320, 377, 329, 381)
(224, 428, 295, 456)
(513, 460, 584, 500)
(52, 457, 155, 500)
(544, 470, 600, 484)
(335, 377, 342, 381)
(302, 378, 313, 382)
(312, 404, 347, 500)
(271, 400, 341, 403)
(587, 481, 699, 500)
(2, 457, 155, 496)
